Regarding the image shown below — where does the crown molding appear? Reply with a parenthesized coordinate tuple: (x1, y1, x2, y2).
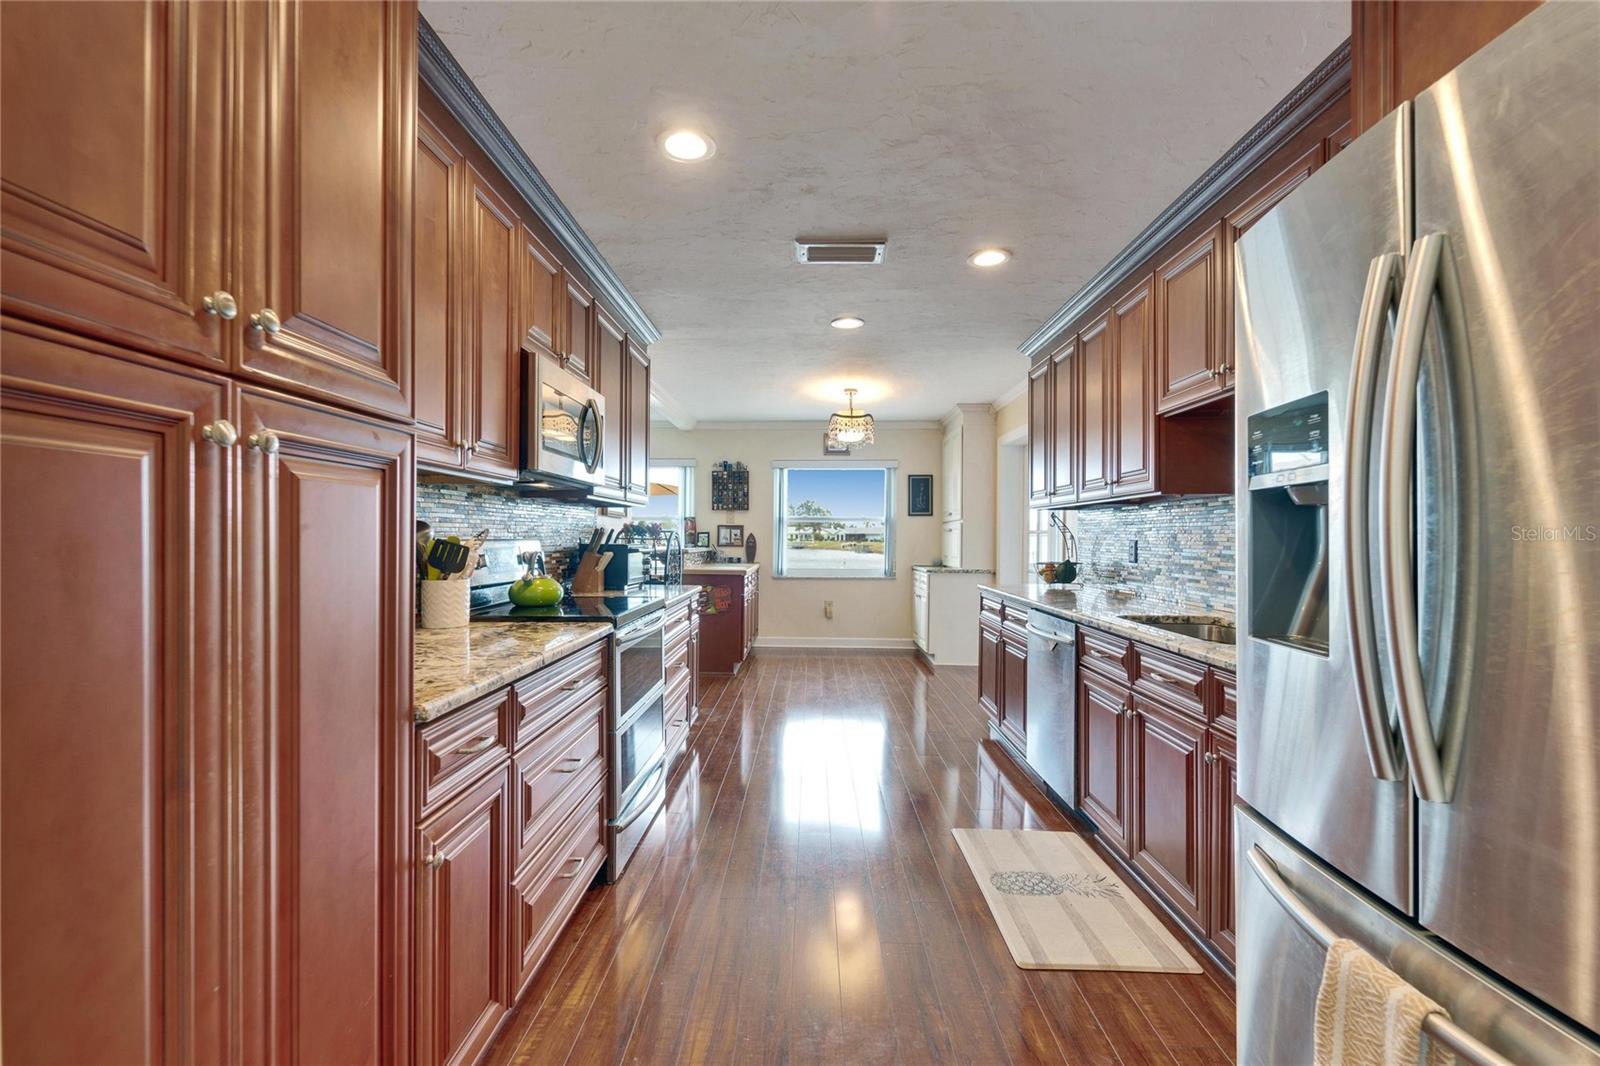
(1018, 39, 1352, 360)
(418, 18, 662, 346)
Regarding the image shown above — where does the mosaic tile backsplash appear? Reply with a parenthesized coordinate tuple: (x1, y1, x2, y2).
(416, 476, 598, 578)
(1068, 495, 1235, 614)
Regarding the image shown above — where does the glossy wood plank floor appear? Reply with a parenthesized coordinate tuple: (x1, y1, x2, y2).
(486, 652, 1237, 1066)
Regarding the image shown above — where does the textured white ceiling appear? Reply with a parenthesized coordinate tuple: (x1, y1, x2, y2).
(424, 1, 1348, 423)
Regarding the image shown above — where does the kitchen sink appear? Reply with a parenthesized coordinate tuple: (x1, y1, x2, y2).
(1120, 615, 1237, 645)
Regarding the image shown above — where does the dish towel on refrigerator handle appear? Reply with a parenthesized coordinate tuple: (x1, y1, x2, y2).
(1315, 938, 1455, 1066)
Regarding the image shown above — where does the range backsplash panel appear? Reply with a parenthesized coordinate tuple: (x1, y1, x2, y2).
(416, 476, 598, 578)
(1070, 494, 1235, 614)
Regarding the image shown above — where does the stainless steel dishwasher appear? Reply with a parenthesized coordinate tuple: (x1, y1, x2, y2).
(1024, 610, 1077, 809)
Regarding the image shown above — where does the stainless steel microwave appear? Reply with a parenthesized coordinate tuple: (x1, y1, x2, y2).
(520, 343, 604, 487)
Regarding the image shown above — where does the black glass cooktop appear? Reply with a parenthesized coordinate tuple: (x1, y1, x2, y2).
(471, 586, 685, 626)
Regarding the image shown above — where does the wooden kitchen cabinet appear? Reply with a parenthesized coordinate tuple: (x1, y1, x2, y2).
(464, 168, 522, 480)
(1077, 315, 1113, 501)
(1027, 360, 1053, 503)
(1129, 694, 1208, 930)
(520, 226, 563, 354)
(1110, 276, 1156, 496)
(1049, 335, 1078, 499)
(561, 272, 595, 382)
(236, 385, 414, 1065)
(416, 764, 514, 1066)
(1155, 224, 1228, 415)
(1206, 724, 1239, 964)
(0, 0, 229, 369)
(0, 321, 232, 1066)
(595, 307, 629, 497)
(1078, 666, 1133, 854)
(999, 627, 1029, 751)
(415, 112, 467, 466)
(236, 0, 414, 421)
(978, 616, 1003, 721)
(625, 338, 652, 503)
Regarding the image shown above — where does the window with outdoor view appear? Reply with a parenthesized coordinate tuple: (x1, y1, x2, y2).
(772, 462, 895, 578)
(634, 463, 694, 535)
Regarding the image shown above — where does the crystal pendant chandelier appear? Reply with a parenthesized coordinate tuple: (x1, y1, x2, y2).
(825, 388, 876, 448)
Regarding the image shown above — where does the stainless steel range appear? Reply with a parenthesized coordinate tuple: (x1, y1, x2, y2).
(471, 539, 672, 882)
(1233, 6, 1599, 1062)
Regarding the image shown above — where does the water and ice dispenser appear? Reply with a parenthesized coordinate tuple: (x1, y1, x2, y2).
(1246, 393, 1331, 655)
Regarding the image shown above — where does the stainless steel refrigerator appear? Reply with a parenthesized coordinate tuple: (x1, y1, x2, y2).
(1233, 4, 1600, 1062)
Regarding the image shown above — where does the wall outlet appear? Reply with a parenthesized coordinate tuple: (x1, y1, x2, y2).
(823, 600, 834, 620)
(1129, 538, 1139, 564)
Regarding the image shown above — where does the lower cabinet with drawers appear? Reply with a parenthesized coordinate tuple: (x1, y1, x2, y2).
(662, 594, 700, 765)
(413, 637, 609, 1066)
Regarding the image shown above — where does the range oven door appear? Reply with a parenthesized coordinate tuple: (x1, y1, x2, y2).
(522, 348, 604, 486)
(607, 689, 666, 883)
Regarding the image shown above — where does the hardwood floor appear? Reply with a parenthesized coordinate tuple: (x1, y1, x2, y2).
(485, 652, 1237, 1065)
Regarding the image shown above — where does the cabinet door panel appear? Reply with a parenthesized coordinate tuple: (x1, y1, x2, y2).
(464, 170, 519, 479)
(1, 324, 229, 1066)
(1000, 632, 1027, 749)
(1130, 697, 1206, 929)
(1027, 361, 1052, 502)
(1077, 316, 1112, 499)
(1155, 223, 1225, 414)
(238, 0, 414, 419)
(1207, 728, 1238, 964)
(561, 273, 594, 382)
(417, 767, 512, 1066)
(415, 113, 464, 466)
(1078, 669, 1130, 852)
(1112, 277, 1155, 495)
(1, 0, 228, 367)
(238, 387, 412, 1065)
(595, 308, 627, 496)
(978, 620, 1002, 720)
(1050, 339, 1077, 500)
(625, 339, 650, 501)
(520, 227, 561, 353)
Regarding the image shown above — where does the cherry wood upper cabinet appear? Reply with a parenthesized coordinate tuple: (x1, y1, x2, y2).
(464, 168, 520, 480)
(520, 227, 563, 355)
(0, 0, 229, 368)
(595, 307, 628, 498)
(1227, 144, 1323, 244)
(1027, 360, 1052, 503)
(1049, 337, 1078, 501)
(1351, 0, 1541, 136)
(415, 765, 513, 1066)
(236, 386, 412, 1065)
(236, 0, 415, 421)
(625, 338, 651, 502)
(561, 273, 596, 383)
(1154, 224, 1227, 415)
(1077, 315, 1113, 502)
(1111, 276, 1155, 496)
(1, 322, 231, 1066)
(415, 112, 465, 467)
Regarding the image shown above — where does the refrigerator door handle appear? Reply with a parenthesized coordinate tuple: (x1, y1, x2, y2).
(1245, 846, 1515, 1066)
(1379, 232, 1453, 803)
(1343, 252, 1406, 781)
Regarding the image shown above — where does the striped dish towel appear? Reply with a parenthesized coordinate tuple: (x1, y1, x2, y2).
(1314, 938, 1455, 1066)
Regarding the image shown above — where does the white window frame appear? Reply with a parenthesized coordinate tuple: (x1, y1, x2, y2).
(771, 459, 897, 579)
(639, 459, 695, 534)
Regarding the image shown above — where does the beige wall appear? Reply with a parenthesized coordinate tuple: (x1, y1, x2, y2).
(652, 423, 944, 646)
(994, 388, 1028, 441)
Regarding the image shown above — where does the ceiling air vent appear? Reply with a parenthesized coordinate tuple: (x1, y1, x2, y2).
(794, 239, 887, 265)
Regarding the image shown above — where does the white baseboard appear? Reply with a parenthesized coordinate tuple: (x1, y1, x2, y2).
(752, 635, 917, 651)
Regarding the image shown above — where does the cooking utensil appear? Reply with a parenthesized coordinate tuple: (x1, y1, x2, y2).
(454, 529, 490, 581)
(425, 536, 470, 579)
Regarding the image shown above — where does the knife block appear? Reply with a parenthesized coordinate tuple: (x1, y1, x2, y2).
(569, 550, 608, 596)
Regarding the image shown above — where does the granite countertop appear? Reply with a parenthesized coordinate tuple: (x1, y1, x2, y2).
(682, 562, 760, 574)
(912, 565, 996, 574)
(414, 621, 612, 723)
(979, 582, 1238, 671)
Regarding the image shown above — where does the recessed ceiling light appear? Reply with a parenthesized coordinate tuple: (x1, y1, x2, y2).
(968, 247, 1011, 268)
(661, 129, 715, 162)
(831, 316, 865, 330)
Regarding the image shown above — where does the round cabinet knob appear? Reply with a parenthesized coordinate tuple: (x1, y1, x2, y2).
(1218, 362, 1232, 376)
(201, 291, 238, 320)
(423, 852, 445, 869)
(1203, 751, 1217, 766)
(249, 308, 282, 335)
(200, 419, 239, 447)
(245, 429, 280, 455)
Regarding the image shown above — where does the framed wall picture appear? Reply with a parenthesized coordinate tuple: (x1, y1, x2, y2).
(907, 474, 933, 516)
(695, 531, 711, 547)
(717, 524, 745, 547)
